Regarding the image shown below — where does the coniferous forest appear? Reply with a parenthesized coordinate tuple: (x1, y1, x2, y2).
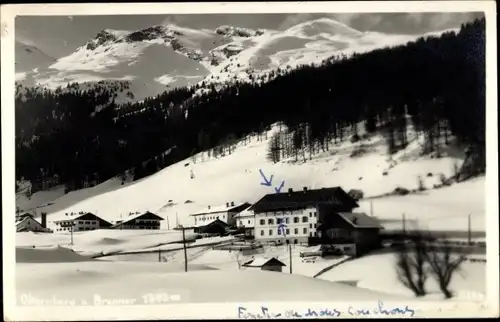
(15, 18, 486, 192)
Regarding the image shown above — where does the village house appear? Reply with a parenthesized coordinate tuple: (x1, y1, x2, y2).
(53, 212, 113, 232)
(111, 211, 164, 230)
(248, 186, 382, 255)
(16, 212, 52, 233)
(193, 218, 229, 235)
(242, 257, 286, 273)
(234, 207, 255, 237)
(190, 201, 251, 228)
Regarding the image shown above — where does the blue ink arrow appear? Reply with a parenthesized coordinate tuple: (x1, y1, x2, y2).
(274, 180, 285, 194)
(259, 169, 273, 186)
(277, 223, 287, 236)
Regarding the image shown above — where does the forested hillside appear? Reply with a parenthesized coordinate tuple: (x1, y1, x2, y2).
(15, 18, 485, 192)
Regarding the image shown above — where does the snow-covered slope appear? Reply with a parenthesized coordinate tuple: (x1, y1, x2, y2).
(15, 18, 458, 102)
(21, 121, 484, 234)
(317, 251, 486, 301)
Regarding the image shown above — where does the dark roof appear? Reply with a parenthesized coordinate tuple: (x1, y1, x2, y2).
(248, 187, 358, 213)
(111, 211, 163, 228)
(337, 212, 383, 229)
(242, 257, 286, 268)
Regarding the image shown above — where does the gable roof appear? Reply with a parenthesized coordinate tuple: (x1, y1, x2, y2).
(337, 212, 383, 229)
(243, 257, 286, 268)
(111, 211, 164, 228)
(248, 187, 358, 213)
(191, 202, 251, 216)
(193, 218, 229, 228)
(233, 207, 254, 219)
(53, 212, 112, 226)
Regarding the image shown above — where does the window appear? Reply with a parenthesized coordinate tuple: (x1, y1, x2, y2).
(260, 230, 264, 236)
(269, 230, 273, 236)
(294, 228, 298, 234)
(302, 216, 308, 223)
(293, 217, 299, 223)
(268, 219, 274, 225)
(303, 228, 308, 234)
(259, 219, 265, 225)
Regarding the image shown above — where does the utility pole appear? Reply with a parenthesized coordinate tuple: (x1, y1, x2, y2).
(70, 221, 74, 245)
(181, 226, 188, 272)
(468, 214, 472, 245)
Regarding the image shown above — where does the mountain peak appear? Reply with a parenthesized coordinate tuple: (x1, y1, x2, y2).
(215, 25, 265, 37)
(286, 17, 363, 38)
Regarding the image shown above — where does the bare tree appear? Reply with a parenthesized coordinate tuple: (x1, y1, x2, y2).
(425, 238, 468, 299)
(395, 233, 430, 297)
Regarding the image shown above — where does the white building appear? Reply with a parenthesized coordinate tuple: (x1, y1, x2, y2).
(53, 212, 113, 232)
(248, 186, 359, 245)
(253, 207, 319, 244)
(234, 207, 255, 236)
(190, 201, 251, 227)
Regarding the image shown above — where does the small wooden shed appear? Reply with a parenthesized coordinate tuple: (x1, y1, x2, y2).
(242, 257, 286, 273)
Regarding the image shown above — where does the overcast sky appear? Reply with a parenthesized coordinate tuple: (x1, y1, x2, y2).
(16, 12, 483, 58)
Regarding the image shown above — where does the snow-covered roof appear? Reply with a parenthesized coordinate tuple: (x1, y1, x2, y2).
(191, 202, 248, 216)
(242, 257, 286, 268)
(337, 212, 383, 229)
(111, 211, 164, 227)
(233, 207, 254, 219)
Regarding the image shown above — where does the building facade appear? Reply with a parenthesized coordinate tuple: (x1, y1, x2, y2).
(249, 186, 361, 246)
(254, 206, 320, 244)
(111, 211, 164, 230)
(53, 212, 113, 232)
(16, 213, 52, 233)
(234, 208, 256, 236)
(191, 202, 251, 227)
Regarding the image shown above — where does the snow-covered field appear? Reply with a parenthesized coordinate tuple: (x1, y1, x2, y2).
(316, 251, 486, 302)
(15, 229, 236, 257)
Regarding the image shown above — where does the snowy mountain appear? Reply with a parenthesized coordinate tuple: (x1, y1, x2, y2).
(14, 18, 458, 103)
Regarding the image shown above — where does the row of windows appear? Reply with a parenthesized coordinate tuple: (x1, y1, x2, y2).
(259, 229, 319, 237)
(57, 227, 95, 231)
(260, 227, 308, 236)
(135, 219, 159, 224)
(195, 214, 227, 222)
(56, 220, 96, 226)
